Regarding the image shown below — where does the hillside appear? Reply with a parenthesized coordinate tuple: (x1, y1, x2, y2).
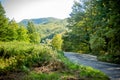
(19, 17, 63, 25)
(19, 17, 67, 40)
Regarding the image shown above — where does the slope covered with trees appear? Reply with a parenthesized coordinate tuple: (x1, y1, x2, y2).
(63, 0, 120, 64)
(20, 17, 67, 41)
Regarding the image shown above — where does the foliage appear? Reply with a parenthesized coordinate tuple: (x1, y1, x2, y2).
(0, 41, 55, 72)
(0, 3, 31, 42)
(24, 51, 109, 80)
(89, 35, 106, 54)
(20, 17, 67, 41)
(17, 26, 30, 42)
(63, 0, 120, 63)
(51, 34, 63, 50)
(0, 2, 9, 41)
(0, 41, 109, 80)
(27, 21, 36, 33)
(0, 3, 40, 43)
(7, 20, 19, 40)
(36, 19, 67, 41)
(29, 32, 40, 44)
(63, 1, 91, 53)
(98, 54, 120, 64)
(27, 21, 40, 44)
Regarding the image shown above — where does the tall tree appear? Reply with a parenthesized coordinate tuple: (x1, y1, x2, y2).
(52, 34, 63, 50)
(27, 21, 40, 43)
(7, 19, 19, 40)
(63, 0, 91, 53)
(27, 21, 36, 34)
(0, 2, 9, 41)
(63, 0, 120, 63)
(17, 26, 29, 42)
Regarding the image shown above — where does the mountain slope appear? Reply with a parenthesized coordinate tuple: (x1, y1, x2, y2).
(19, 17, 64, 26)
(19, 17, 67, 40)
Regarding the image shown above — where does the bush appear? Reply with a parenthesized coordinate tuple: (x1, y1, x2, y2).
(98, 54, 120, 64)
(0, 41, 56, 73)
(89, 35, 106, 55)
(51, 34, 63, 50)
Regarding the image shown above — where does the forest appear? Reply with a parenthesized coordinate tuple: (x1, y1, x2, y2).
(0, 0, 119, 80)
(63, 0, 120, 64)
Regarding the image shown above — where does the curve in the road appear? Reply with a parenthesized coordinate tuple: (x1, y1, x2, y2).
(64, 52, 120, 80)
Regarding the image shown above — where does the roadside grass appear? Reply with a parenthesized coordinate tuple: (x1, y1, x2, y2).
(98, 54, 120, 64)
(0, 41, 110, 80)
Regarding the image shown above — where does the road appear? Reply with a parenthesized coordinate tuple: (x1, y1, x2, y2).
(64, 52, 120, 80)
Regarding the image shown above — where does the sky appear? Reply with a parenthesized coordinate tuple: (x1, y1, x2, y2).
(0, 0, 75, 22)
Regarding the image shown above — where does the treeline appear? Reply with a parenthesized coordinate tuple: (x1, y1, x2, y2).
(0, 3, 40, 43)
(0, 2, 64, 51)
(63, 0, 120, 63)
(35, 20, 67, 41)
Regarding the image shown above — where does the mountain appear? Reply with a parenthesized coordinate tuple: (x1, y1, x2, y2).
(19, 17, 67, 40)
(19, 17, 64, 26)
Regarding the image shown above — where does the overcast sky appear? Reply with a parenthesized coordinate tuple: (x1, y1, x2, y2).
(0, 0, 76, 22)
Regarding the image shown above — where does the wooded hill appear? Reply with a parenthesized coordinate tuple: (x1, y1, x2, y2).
(19, 17, 67, 41)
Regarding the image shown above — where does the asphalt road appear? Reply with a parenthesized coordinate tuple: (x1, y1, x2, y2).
(64, 52, 120, 80)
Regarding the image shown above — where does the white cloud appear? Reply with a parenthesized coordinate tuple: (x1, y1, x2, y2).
(2, 0, 75, 22)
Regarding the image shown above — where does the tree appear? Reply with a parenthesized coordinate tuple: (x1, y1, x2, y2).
(7, 20, 19, 40)
(17, 26, 29, 42)
(51, 34, 63, 50)
(63, 0, 91, 53)
(0, 2, 9, 41)
(27, 21, 36, 34)
(29, 32, 40, 44)
(27, 21, 40, 44)
(63, 0, 120, 63)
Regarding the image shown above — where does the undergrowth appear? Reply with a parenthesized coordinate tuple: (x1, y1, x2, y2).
(98, 54, 120, 64)
(0, 41, 109, 80)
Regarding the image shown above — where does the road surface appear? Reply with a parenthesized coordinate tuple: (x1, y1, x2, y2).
(64, 52, 120, 80)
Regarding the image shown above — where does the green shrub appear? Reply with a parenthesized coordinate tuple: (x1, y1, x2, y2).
(0, 41, 56, 73)
(89, 35, 106, 55)
(0, 41, 109, 80)
(98, 54, 120, 64)
(51, 34, 63, 50)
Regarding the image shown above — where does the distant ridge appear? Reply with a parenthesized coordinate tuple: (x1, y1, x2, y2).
(19, 17, 64, 26)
